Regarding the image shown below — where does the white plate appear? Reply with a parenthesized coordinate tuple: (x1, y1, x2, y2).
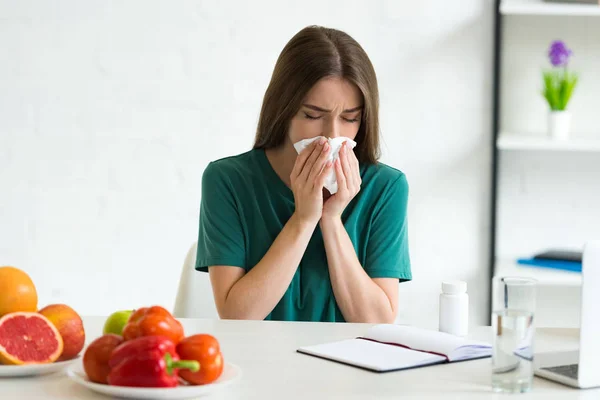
(0, 357, 79, 377)
(67, 361, 242, 399)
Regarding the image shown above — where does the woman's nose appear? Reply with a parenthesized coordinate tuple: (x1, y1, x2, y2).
(323, 120, 340, 139)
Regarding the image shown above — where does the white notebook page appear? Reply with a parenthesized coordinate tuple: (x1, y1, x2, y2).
(298, 338, 445, 372)
(363, 324, 491, 361)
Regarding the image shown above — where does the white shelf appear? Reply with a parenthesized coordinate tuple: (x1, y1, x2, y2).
(501, 0, 600, 16)
(497, 131, 600, 151)
(494, 259, 581, 287)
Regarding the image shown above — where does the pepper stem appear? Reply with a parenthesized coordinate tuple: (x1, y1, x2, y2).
(164, 353, 200, 375)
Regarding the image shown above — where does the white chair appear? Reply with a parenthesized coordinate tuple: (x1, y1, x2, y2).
(173, 242, 220, 319)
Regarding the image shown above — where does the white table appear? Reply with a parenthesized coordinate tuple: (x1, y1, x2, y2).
(2, 317, 597, 399)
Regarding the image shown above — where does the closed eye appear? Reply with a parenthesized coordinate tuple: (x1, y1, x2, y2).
(342, 117, 361, 123)
(303, 112, 321, 120)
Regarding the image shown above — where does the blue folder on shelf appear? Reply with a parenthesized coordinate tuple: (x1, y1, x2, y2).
(517, 258, 582, 273)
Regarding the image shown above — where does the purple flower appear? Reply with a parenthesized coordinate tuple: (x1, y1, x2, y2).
(548, 40, 572, 67)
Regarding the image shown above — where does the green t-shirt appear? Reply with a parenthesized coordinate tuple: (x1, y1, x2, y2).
(195, 148, 411, 322)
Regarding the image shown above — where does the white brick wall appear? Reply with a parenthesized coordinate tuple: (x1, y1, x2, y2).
(0, 0, 494, 327)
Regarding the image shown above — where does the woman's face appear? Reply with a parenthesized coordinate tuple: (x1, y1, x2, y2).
(288, 76, 363, 145)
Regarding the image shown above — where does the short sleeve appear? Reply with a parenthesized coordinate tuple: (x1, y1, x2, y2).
(364, 174, 412, 281)
(195, 162, 246, 272)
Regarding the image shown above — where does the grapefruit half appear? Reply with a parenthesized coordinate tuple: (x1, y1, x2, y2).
(0, 312, 64, 365)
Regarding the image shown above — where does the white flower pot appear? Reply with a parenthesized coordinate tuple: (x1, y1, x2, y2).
(548, 111, 571, 141)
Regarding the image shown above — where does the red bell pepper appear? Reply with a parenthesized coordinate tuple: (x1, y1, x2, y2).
(177, 334, 224, 385)
(108, 335, 176, 370)
(107, 336, 199, 388)
(122, 305, 184, 345)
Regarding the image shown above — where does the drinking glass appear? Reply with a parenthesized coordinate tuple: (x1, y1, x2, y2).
(491, 276, 537, 393)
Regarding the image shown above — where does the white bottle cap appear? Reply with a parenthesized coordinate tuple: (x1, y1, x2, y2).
(442, 281, 467, 295)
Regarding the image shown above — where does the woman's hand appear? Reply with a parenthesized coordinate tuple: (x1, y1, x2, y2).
(322, 141, 361, 222)
(290, 137, 333, 226)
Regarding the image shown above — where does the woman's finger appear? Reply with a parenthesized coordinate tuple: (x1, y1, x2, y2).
(317, 161, 333, 188)
(307, 141, 330, 188)
(339, 145, 353, 191)
(299, 139, 326, 183)
(291, 139, 321, 180)
(295, 139, 324, 182)
(347, 142, 359, 170)
(335, 157, 347, 193)
(347, 144, 361, 190)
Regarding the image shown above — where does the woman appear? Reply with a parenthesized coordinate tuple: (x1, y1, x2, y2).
(196, 26, 411, 323)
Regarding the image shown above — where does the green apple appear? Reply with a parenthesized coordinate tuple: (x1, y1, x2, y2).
(103, 309, 134, 335)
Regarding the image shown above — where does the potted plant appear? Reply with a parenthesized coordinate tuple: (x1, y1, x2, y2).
(542, 40, 579, 140)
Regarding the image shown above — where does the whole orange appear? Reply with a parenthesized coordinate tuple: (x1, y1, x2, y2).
(0, 266, 38, 317)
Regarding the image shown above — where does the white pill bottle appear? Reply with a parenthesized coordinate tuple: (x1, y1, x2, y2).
(438, 281, 469, 337)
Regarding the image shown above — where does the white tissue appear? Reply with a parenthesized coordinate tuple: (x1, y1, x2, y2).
(293, 136, 357, 194)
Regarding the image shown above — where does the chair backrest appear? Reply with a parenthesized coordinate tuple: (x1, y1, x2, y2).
(173, 241, 219, 319)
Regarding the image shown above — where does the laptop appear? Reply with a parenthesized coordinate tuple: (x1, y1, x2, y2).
(534, 240, 600, 389)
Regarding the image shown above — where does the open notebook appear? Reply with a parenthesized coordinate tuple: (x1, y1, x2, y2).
(297, 324, 492, 372)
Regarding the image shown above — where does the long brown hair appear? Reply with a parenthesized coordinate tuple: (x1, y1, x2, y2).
(253, 26, 380, 164)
